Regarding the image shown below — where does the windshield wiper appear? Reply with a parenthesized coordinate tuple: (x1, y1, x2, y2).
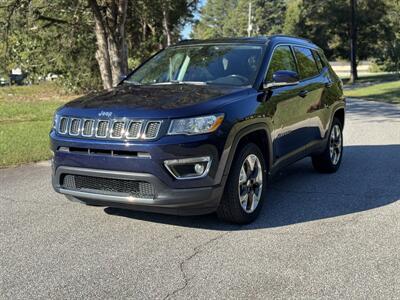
(162, 80, 208, 85)
(124, 80, 142, 86)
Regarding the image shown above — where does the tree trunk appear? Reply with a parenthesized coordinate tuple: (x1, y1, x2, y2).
(148, 23, 163, 50)
(89, 0, 128, 89)
(162, 3, 172, 47)
(349, 0, 358, 84)
(107, 0, 128, 86)
(93, 20, 113, 89)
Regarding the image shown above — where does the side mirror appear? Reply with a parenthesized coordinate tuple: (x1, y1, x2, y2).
(264, 70, 300, 89)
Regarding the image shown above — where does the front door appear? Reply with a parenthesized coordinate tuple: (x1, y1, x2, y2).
(264, 45, 306, 160)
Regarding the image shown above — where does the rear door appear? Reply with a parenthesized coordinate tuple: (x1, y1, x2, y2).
(292, 46, 326, 148)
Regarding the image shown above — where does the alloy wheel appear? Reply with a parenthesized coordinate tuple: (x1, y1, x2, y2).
(238, 154, 263, 213)
(329, 124, 342, 165)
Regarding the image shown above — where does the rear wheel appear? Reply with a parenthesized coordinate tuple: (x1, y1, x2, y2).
(217, 143, 266, 224)
(312, 118, 343, 173)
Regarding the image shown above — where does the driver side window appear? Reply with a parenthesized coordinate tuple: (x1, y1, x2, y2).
(266, 46, 297, 82)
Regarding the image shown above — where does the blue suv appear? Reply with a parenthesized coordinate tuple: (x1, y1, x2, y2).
(51, 36, 345, 224)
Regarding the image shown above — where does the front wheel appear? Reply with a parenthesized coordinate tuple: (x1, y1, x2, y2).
(217, 143, 267, 224)
(312, 118, 343, 173)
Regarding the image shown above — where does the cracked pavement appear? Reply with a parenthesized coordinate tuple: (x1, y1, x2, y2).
(1, 98, 399, 299)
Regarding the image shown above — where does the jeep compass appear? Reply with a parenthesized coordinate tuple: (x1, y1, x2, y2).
(51, 35, 345, 224)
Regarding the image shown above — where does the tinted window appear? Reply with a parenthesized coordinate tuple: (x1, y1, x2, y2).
(294, 47, 320, 79)
(266, 46, 297, 81)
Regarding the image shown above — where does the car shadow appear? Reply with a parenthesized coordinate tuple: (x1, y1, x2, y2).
(104, 144, 400, 231)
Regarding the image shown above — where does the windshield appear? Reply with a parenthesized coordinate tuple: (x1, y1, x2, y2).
(125, 44, 265, 87)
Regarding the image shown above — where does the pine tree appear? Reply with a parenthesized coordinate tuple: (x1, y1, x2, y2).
(192, 0, 239, 39)
(254, 0, 287, 35)
(193, 0, 287, 38)
(223, 0, 251, 37)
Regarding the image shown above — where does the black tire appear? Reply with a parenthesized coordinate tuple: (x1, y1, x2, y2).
(217, 143, 267, 224)
(312, 118, 343, 173)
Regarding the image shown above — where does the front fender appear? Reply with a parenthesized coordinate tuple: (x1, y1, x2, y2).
(215, 119, 273, 188)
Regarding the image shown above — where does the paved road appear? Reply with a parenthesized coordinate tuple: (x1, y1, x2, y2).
(1, 99, 399, 299)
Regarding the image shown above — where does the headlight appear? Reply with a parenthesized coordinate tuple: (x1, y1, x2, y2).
(52, 113, 59, 130)
(168, 114, 224, 135)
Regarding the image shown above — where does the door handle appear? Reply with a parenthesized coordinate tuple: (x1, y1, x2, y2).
(298, 90, 309, 98)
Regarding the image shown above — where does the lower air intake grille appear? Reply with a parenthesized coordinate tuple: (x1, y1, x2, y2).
(61, 174, 155, 199)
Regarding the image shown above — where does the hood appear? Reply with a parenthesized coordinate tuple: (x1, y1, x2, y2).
(64, 84, 247, 110)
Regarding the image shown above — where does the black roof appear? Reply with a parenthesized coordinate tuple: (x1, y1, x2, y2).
(177, 35, 316, 48)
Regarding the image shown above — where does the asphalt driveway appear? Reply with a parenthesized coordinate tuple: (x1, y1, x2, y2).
(1, 98, 399, 299)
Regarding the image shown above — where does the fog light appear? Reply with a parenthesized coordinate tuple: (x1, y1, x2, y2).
(194, 163, 205, 175)
(164, 156, 211, 180)
(58, 146, 69, 152)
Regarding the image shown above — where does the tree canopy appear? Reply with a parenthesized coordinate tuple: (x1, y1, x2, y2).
(192, 0, 286, 38)
(0, 0, 198, 91)
(193, 0, 400, 78)
(0, 0, 399, 90)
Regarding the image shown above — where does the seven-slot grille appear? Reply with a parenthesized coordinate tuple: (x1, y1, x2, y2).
(61, 174, 155, 199)
(126, 121, 142, 139)
(69, 119, 81, 135)
(111, 121, 125, 138)
(57, 117, 162, 140)
(96, 120, 109, 137)
(59, 117, 69, 134)
(145, 121, 162, 139)
(82, 119, 94, 136)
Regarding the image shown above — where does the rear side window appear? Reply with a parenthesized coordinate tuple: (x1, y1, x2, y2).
(266, 46, 297, 81)
(313, 50, 325, 71)
(294, 47, 320, 79)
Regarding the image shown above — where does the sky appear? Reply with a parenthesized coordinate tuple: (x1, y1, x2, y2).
(181, 0, 206, 39)
(181, 23, 193, 39)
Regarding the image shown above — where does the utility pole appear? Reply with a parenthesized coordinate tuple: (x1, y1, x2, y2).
(247, 2, 253, 37)
(349, 0, 358, 83)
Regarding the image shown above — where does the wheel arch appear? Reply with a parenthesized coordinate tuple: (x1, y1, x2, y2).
(333, 107, 345, 128)
(218, 123, 273, 185)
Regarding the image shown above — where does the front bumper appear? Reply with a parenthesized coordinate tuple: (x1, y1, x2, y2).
(52, 166, 223, 215)
(50, 130, 227, 189)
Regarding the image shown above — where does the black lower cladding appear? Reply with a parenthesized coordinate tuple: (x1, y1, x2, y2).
(61, 174, 155, 198)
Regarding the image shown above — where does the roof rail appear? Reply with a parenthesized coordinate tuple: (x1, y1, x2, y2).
(270, 35, 313, 43)
(178, 39, 199, 43)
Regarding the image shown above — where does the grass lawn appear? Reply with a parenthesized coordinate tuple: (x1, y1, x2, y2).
(0, 83, 77, 168)
(345, 80, 400, 105)
(341, 73, 399, 85)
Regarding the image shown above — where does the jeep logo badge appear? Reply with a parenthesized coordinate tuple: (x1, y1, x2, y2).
(98, 111, 112, 118)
